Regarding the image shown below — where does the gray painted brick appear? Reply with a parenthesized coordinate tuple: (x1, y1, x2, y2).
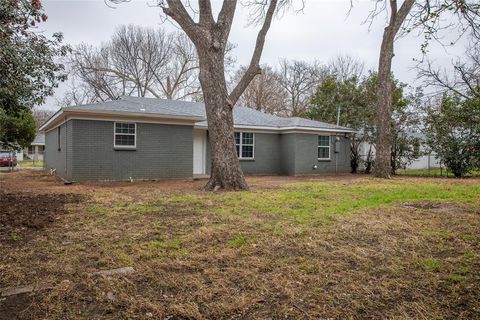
(45, 120, 351, 181)
(71, 120, 194, 181)
(45, 121, 73, 179)
(290, 133, 350, 174)
(46, 119, 194, 182)
(206, 131, 351, 176)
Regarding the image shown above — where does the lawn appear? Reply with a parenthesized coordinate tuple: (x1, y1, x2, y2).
(396, 168, 480, 177)
(1, 170, 479, 319)
(17, 161, 44, 167)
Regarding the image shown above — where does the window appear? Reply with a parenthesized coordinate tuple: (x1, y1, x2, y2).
(318, 135, 330, 160)
(235, 132, 254, 159)
(114, 122, 136, 148)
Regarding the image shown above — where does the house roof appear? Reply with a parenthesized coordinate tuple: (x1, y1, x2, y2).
(66, 96, 206, 119)
(40, 96, 354, 133)
(31, 133, 45, 146)
(122, 96, 354, 132)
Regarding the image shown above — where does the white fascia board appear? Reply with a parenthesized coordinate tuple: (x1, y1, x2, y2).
(280, 127, 358, 134)
(39, 109, 64, 131)
(41, 109, 205, 132)
(68, 108, 205, 121)
(194, 123, 356, 134)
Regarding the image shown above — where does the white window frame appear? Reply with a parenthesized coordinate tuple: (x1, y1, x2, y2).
(318, 135, 331, 160)
(114, 122, 137, 149)
(235, 132, 255, 160)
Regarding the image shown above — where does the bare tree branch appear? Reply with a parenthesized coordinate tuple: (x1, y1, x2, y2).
(229, 0, 277, 106)
(417, 43, 480, 99)
(63, 25, 201, 105)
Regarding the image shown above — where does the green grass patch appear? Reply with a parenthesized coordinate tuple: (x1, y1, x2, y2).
(194, 179, 479, 224)
(447, 274, 465, 283)
(418, 258, 442, 272)
(87, 178, 480, 229)
(86, 202, 165, 216)
(397, 168, 480, 177)
(18, 161, 44, 167)
(462, 251, 478, 263)
(227, 235, 252, 248)
(147, 237, 184, 251)
(114, 250, 134, 266)
(457, 266, 470, 276)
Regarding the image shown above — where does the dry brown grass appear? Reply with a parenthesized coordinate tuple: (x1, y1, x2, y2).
(1, 170, 479, 319)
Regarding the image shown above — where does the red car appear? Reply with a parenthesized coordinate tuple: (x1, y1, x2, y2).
(0, 150, 17, 167)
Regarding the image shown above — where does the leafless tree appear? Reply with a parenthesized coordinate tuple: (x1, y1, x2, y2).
(161, 32, 201, 100)
(68, 42, 137, 103)
(276, 59, 327, 116)
(233, 65, 289, 115)
(32, 108, 55, 130)
(110, 0, 288, 191)
(63, 25, 202, 105)
(417, 43, 480, 99)
(56, 77, 99, 107)
(109, 24, 172, 98)
(327, 54, 365, 81)
(363, 0, 480, 179)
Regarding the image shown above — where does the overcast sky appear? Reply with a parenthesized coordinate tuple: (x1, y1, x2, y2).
(39, 0, 469, 110)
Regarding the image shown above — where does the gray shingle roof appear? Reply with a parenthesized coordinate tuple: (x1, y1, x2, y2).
(62, 96, 353, 132)
(31, 133, 45, 145)
(277, 117, 352, 131)
(65, 96, 205, 119)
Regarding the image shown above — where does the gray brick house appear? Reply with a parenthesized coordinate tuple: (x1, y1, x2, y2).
(40, 96, 355, 182)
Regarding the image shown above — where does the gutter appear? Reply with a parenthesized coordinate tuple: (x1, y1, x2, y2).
(194, 124, 357, 134)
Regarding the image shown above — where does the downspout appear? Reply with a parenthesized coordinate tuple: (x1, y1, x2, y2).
(63, 115, 67, 177)
(335, 135, 339, 174)
(335, 106, 341, 174)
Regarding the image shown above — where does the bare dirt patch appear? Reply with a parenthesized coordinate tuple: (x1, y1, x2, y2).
(0, 192, 81, 243)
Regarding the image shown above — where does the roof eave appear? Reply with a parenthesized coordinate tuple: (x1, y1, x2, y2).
(194, 123, 356, 133)
(39, 108, 206, 132)
(39, 108, 65, 132)
(67, 108, 205, 121)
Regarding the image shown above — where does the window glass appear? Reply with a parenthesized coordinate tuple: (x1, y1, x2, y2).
(114, 123, 136, 147)
(318, 136, 330, 159)
(235, 132, 254, 159)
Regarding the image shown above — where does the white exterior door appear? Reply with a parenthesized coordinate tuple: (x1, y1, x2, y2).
(193, 129, 206, 175)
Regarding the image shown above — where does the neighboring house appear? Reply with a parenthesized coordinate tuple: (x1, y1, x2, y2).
(358, 131, 441, 171)
(39, 96, 355, 182)
(403, 131, 441, 170)
(1, 133, 45, 163)
(24, 133, 45, 162)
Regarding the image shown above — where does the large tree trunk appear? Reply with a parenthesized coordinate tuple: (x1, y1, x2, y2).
(199, 50, 248, 191)
(158, 0, 278, 191)
(373, 25, 395, 179)
(373, 0, 415, 178)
